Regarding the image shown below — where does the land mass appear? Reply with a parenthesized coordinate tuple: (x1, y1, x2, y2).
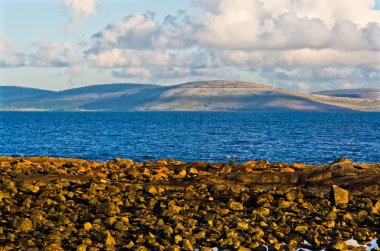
(1, 80, 380, 111)
(0, 156, 379, 250)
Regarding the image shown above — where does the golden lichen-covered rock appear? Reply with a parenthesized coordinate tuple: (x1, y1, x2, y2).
(333, 158, 352, 165)
(175, 169, 187, 178)
(104, 230, 116, 246)
(281, 167, 295, 173)
(0, 156, 379, 250)
(44, 243, 65, 251)
(331, 185, 349, 206)
(13, 217, 33, 232)
(236, 221, 249, 230)
(292, 162, 311, 169)
(83, 222, 92, 231)
(242, 160, 256, 168)
(228, 201, 244, 211)
(147, 186, 158, 195)
(372, 200, 380, 214)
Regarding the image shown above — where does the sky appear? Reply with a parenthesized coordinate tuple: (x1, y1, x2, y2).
(0, 0, 379, 91)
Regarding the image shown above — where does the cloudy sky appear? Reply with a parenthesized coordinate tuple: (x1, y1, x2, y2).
(0, 0, 379, 91)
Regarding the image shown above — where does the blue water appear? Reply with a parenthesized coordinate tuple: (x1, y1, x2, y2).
(0, 111, 379, 164)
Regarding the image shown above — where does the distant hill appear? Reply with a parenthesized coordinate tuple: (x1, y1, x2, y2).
(0, 83, 159, 110)
(1, 81, 380, 111)
(0, 86, 54, 103)
(136, 81, 348, 111)
(314, 89, 380, 101)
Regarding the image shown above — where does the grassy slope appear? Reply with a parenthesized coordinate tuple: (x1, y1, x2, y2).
(1, 81, 379, 111)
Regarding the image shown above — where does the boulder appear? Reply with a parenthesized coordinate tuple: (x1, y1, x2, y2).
(13, 218, 33, 232)
(326, 240, 348, 251)
(331, 185, 349, 206)
(372, 200, 380, 214)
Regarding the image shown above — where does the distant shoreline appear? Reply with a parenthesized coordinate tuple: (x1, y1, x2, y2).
(0, 108, 377, 112)
(2, 81, 380, 111)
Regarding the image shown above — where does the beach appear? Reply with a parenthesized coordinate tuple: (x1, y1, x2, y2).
(0, 156, 379, 250)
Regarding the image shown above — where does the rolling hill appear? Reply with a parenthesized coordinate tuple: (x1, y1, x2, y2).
(1, 81, 379, 111)
(314, 89, 380, 101)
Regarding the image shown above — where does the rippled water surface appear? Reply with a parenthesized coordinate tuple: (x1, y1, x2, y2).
(0, 111, 379, 164)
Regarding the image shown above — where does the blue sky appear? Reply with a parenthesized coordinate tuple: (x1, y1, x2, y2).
(0, 0, 379, 91)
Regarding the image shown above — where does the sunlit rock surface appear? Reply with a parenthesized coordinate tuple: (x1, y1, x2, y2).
(0, 156, 379, 250)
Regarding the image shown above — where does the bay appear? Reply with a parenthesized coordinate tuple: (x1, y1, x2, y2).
(0, 111, 379, 164)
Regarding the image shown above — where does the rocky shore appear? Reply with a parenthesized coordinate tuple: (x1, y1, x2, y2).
(0, 156, 379, 251)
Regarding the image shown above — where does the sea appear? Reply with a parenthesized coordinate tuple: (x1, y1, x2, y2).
(0, 111, 379, 164)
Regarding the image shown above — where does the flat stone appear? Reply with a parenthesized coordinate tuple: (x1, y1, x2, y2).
(331, 185, 349, 206)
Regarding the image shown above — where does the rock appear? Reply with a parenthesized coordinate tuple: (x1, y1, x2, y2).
(44, 243, 64, 251)
(147, 186, 158, 195)
(292, 163, 311, 169)
(372, 200, 380, 214)
(326, 210, 337, 221)
(281, 167, 295, 173)
(174, 235, 182, 244)
(193, 230, 206, 239)
(333, 158, 352, 165)
(90, 183, 107, 192)
(175, 169, 187, 179)
(228, 201, 244, 211)
(13, 218, 33, 232)
(219, 164, 232, 174)
(188, 167, 198, 175)
(168, 202, 182, 214)
(256, 160, 269, 168)
(126, 168, 139, 179)
(167, 246, 181, 251)
(154, 173, 168, 181)
(22, 184, 40, 193)
(237, 221, 249, 230)
(106, 185, 120, 194)
(326, 240, 348, 251)
(0, 157, 380, 250)
(96, 172, 108, 179)
(278, 200, 291, 208)
(83, 222, 92, 231)
(294, 225, 308, 232)
(104, 231, 116, 246)
(252, 207, 270, 216)
(157, 159, 168, 166)
(76, 244, 87, 251)
(343, 212, 353, 220)
(353, 163, 371, 169)
(331, 185, 349, 206)
(242, 160, 257, 168)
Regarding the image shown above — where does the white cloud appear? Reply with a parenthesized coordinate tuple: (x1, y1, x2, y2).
(195, 0, 380, 50)
(30, 41, 82, 67)
(258, 66, 380, 91)
(91, 12, 196, 50)
(62, 0, 97, 23)
(9, 0, 375, 90)
(219, 49, 380, 68)
(0, 37, 25, 67)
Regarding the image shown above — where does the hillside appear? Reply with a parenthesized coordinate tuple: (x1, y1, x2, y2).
(314, 89, 380, 101)
(0, 83, 159, 110)
(137, 81, 346, 111)
(0, 86, 54, 103)
(1, 81, 380, 111)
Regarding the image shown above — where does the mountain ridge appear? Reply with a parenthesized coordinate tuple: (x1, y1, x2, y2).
(1, 81, 379, 111)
